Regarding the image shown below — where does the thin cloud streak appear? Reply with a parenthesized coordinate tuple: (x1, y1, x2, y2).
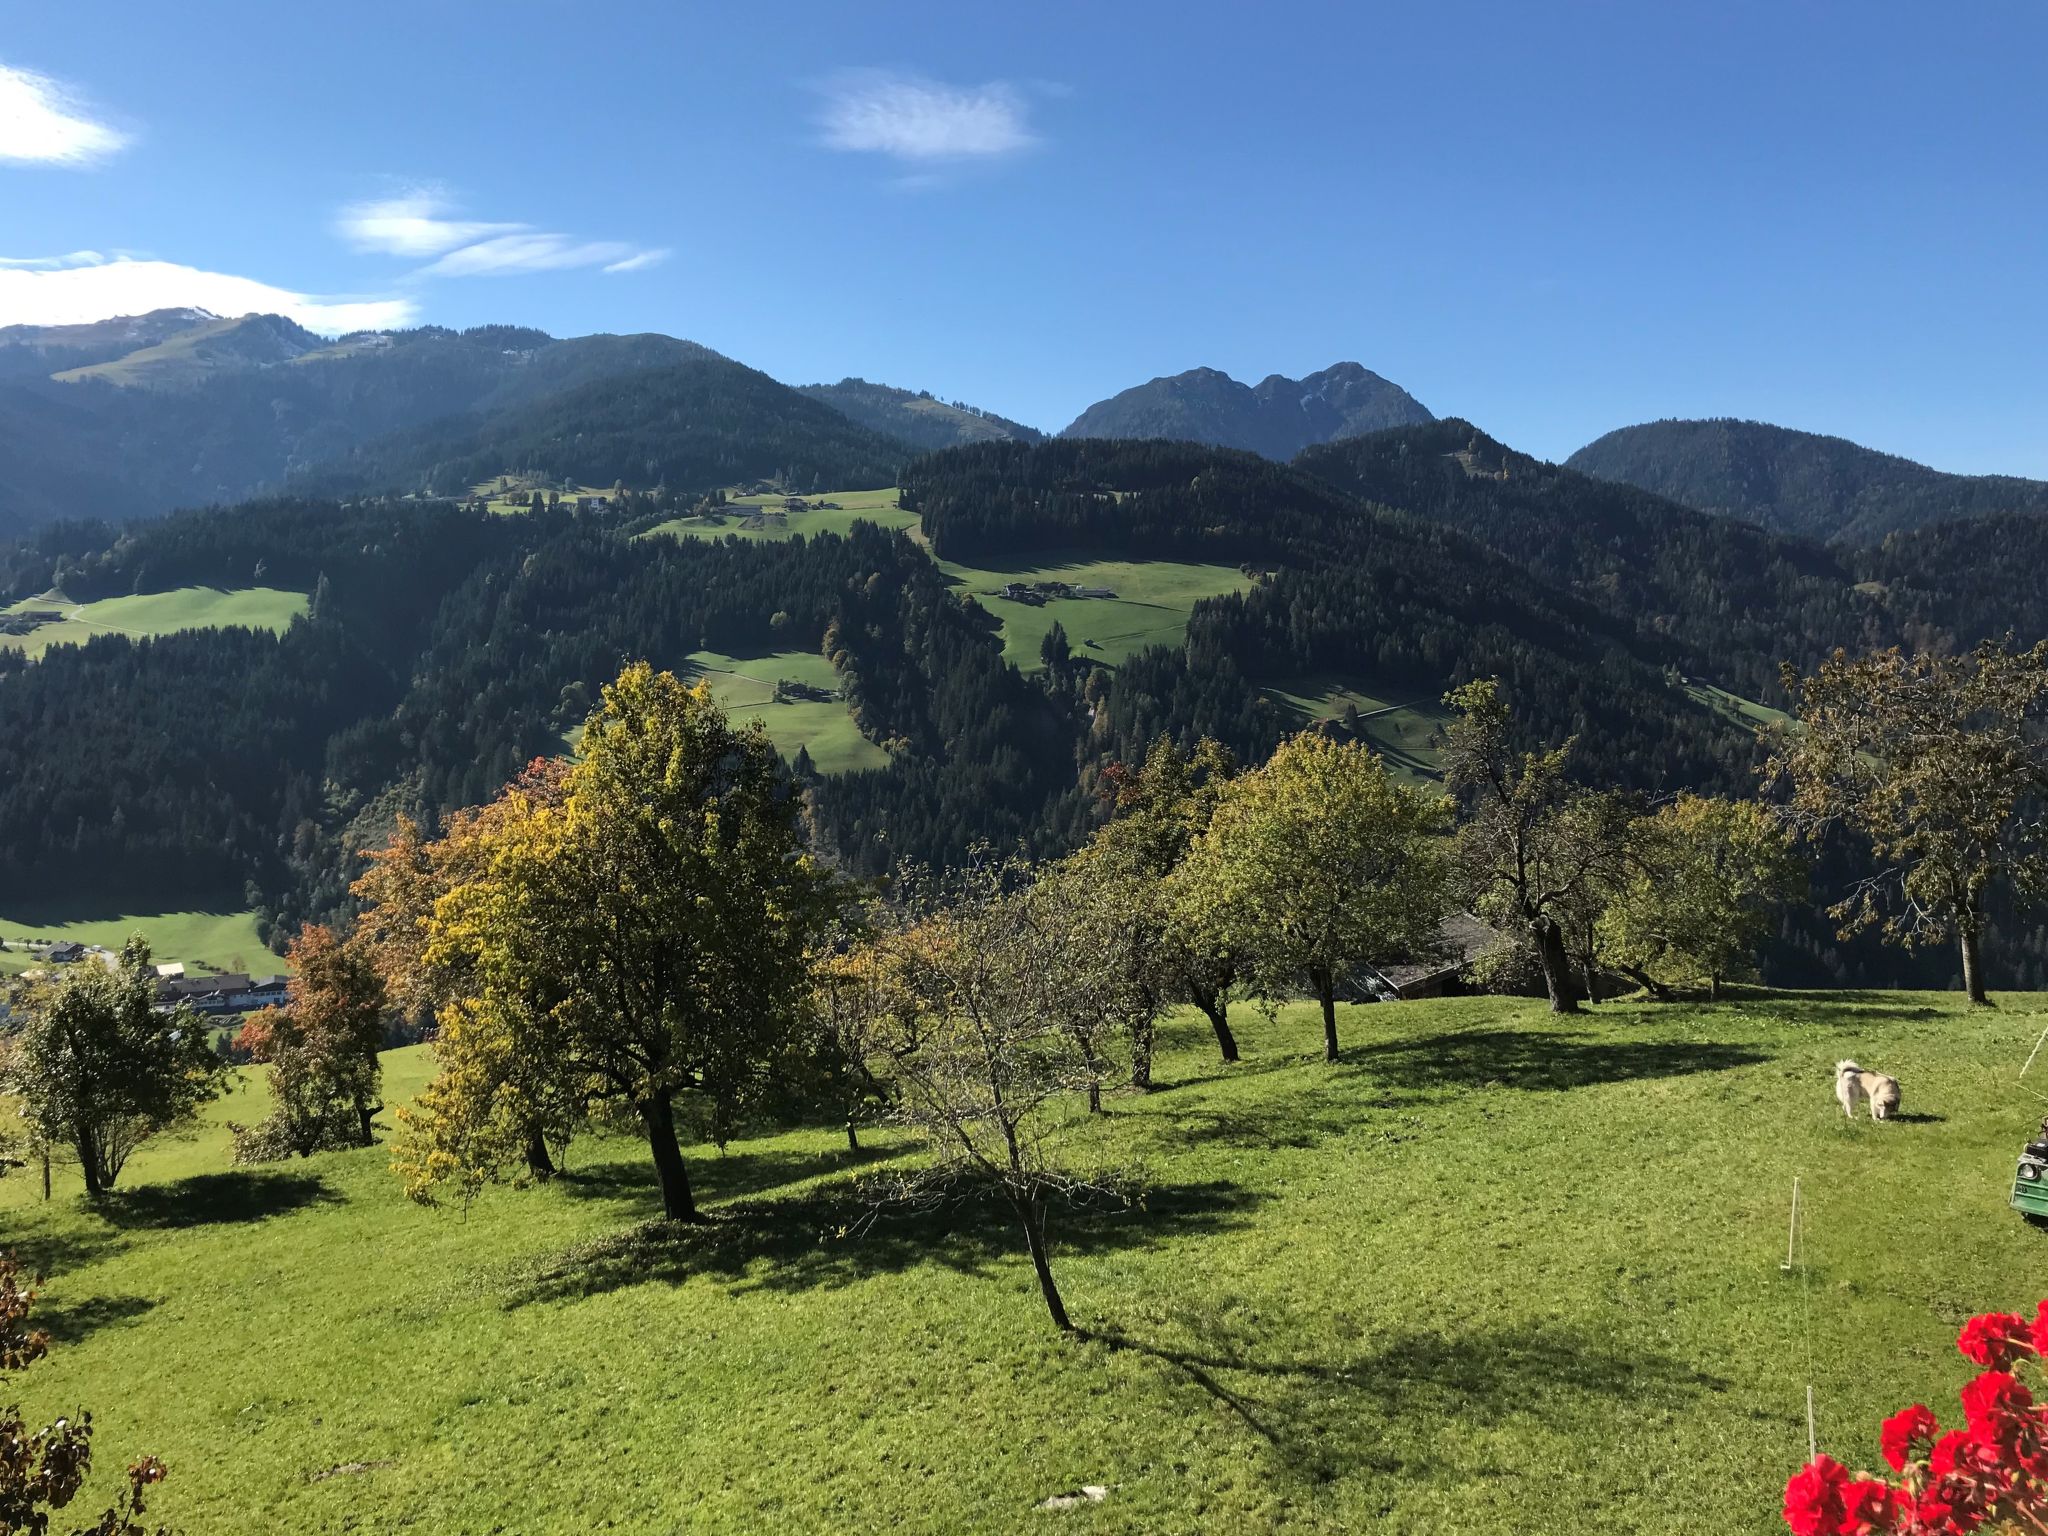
(339, 189, 666, 278)
(817, 70, 1038, 162)
(0, 62, 129, 166)
(336, 193, 525, 258)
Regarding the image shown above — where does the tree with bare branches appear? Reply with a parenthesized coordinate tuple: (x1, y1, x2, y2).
(846, 862, 1127, 1332)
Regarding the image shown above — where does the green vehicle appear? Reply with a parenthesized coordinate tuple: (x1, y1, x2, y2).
(2012, 1122, 2048, 1222)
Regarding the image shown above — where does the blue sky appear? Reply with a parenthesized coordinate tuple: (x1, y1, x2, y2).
(3, 1, 2044, 472)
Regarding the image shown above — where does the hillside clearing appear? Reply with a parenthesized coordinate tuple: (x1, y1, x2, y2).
(1264, 676, 1450, 785)
(935, 556, 1251, 670)
(4, 990, 2041, 1533)
(0, 905, 277, 976)
(0, 587, 309, 659)
(686, 648, 887, 774)
(644, 487, 920, 544)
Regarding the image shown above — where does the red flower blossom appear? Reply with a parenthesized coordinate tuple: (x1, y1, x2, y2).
(1960, 1371, 2033, 1437)
(1929, 1431, 1970, 1480)
(1839, 1478, 1907, 1534)
(1959, 1313, 2035, 1370)
(2032, 1301, 2048, 1360)
(1882, 1405, 1940, 1472)
(1783, 1456, 1851, 1536)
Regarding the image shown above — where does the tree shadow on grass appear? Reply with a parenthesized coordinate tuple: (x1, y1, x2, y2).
(554, 1142, 913, 1215)
(1159, 1093, 1378, 1152)
(1084, 1322, 1723, 1483)
(505, 1177, 1265, 1310)
(32, 1291, 157, 1345)
(1341, 1029, 1766, 1095)
(99, 1170, 340, 1230)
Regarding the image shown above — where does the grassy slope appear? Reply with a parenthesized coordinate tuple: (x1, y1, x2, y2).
(686, 649, 887, 774)
(644, 486, 920, 544)
(647, 483, 1248, 680)
(0, 908, 277, 976)
(0, 588, 309, 660)
(934, 555, 1251, 671)
(6, 991, 2045, 1533)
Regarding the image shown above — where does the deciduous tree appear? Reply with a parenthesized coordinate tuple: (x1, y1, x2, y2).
(845, 862, 1123, 1332)
(1442, 681, 1634, 1014)
(1098, 737, 1245, 1062)
(1181, 731, 1451, 1061)
(415, 664, 842, 1220)
(1, 941, 224, 1198)
(1769, 640, 2048, 1005)
(1598, 794, 1805, 999)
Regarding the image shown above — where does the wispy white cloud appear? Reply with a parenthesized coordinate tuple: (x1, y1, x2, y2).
(335, 191, 526, 258)
(0, 62, 129, 166)
(817, 70, 1038, 162)
(602, 248, 671, 275)
(337, 188, 665, 278)
(420, 233, 635, 277)
(0, 252, 415, 333)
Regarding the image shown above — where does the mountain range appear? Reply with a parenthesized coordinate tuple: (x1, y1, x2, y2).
(1059, 362, 1435, 458)
(1567, 417, 2048, 544)
(3, 309, 2046, 556)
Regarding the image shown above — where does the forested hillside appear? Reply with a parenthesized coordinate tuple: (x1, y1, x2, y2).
(6, 412, 2048, 988)
(0, 316, 853, 532)
(798, 377, 1043, 450)
(295, 358, 908, 500)
(1567, 417, 2048, 543)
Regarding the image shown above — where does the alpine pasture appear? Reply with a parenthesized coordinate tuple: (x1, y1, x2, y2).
(5, 991, 2041, 1534)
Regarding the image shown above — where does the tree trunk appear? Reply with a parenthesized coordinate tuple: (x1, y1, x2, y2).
(1961, 926, 1989, 1006)
(1532, 919, 1582, 1014)
(638, 1097, 698, 1221)
(524, 1125, 556, 1181)
(1315, 967, 1339, 1062)
(1194, 989, 1239, 1063)
(844, 1117, 860, 1155)
(1086, 1077, 1102, 1114)
(1017, 1194, 1074, 1333)
(40, 1145, 51, 1202)
(76, 1134, 103, 1200)
(355, 1098, 380, 1147)
(1708, 974, 1722, 1002)
(1129, 1020, 1155, 1092)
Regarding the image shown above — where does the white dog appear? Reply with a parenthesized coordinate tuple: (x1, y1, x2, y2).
(1836, 1060, 1901, 1122)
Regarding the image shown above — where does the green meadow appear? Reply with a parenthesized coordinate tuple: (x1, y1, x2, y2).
(1265, 676, 1451, 785)
(0, 906, 277, 976)
(644, 486, 920, 544)
(687, 648, 887, 774)
(0, 587, 309, 660)
(5, 990, 2044, 1533)
(934, 556, 1252, 670)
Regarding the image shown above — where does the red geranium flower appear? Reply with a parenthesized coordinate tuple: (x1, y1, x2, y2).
(1930, 1431, 1971, 1480)
(1959, 1313, 2035, 1370)
(1960, 1371, 2033, 1436)
(1839, 1478, 1907, 1534)
(1784, 1456, 1851, 1536)
(2032, 1301, 2048, 1360)
(1882, 1404, 1940, 1472)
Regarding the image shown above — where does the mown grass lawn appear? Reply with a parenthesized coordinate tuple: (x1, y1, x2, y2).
(5, 990, 2043, 1533)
